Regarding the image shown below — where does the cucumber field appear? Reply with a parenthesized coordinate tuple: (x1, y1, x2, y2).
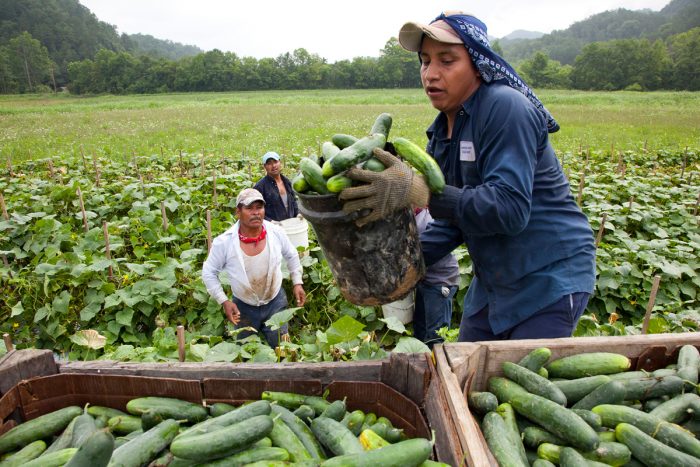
(0, 89, 699, 362)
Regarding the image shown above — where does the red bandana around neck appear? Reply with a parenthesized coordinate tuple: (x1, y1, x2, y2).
(238, 225, 267, 245)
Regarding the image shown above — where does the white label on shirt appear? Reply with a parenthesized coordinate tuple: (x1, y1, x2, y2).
(460, 141, 476, 162)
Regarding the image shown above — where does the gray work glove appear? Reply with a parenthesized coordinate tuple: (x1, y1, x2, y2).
(339, 148, 430, 227)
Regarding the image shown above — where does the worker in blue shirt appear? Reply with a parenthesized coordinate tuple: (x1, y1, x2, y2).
(254, 151, 299, 222)
(339, 11, 596, 341)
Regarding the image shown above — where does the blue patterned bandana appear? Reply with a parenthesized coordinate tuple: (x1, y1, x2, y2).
(435, 13, 560, 133)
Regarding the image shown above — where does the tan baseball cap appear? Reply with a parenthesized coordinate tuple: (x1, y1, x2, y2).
(398, 11, 467, 52)
(236, 188, 265, 207)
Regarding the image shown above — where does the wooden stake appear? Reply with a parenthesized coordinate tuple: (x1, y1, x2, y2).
(2, 334, 13, 352)
(47, 158, 55, 179)
(177, 325, 186, 362)
(641, 275, 662, 335)
(93, 154, 101, 187)
(595, 213, 607, 247)
(161, 201, 168, 231)
(577, 171, 586, 206)
(628, 195, 635, 211)
(0, 192, 8, 220)
(6, 156, 13, 177)
(103, 221, 113, 280)
(206, 210, 212, 253)
(212, 171, 217, 206)
(77, 187, 88, 232)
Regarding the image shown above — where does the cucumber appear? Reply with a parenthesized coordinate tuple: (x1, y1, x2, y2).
(517, 347, 552, 372)
(345, 410, 366, 436)
(537, 442, 631, 466)
(126, 397, 207, 424)
(269, 414, 312, 462)
(495, 403, 528, 466)
(571, 409, 603, 431)
(22, 448, 77, 467)
(620, 375, 684, 401)
(331, 134, 359, 149)
(598, 431, 617, 442)
(384, 427, 403, 444)
(170, 414, 273, 462)
(261, 391, 308, 410)
(593, 403, 700, 458)
(303, 396, 331, 417)
(545, 353, 631, 379)
(482, 412, 528, 467)
(643, 396, 668, 412)
(502, 361, 567, 406)
(368, 422, 388, 439)
(198, 446, 290, 466)
(319, 437, 432, 467)
(141, 410, 164, 431)
(615, 422, 700, 467)
(87, 406, 127, 420)
(322, 141, 342, 162)
(522, 426, 566, 449)
(392, 137, 445, 194)
(310, 416, 363, 456)
(113, 430, 142, 449)
(676, 344, 699, 386)
(107, 415, 142, 435)
(177, 399, 271, 439)
(320, 399, 347, 421)
(70, 407, 98, 449)
(359, 429, 390, 450)
(532, 460, 556, 467)
(558, 447, 589, 467)
(649, 392, 700, 423)
(510, 393, 599, 451)
(0, 405, 82, 455)
(42, 416, 77, 456)
(487, 376, 530, 404)
(363, 413, 377, 426)
(108, 419, 180, 467)
(0, 440, 46, 467)
(292, 172, 309, 193)
(607, 370, 651, 381)
(326, 172, 354, 193)
(293, 404, 315, 422)
(208, 402, 237, 417)
(554, 376, 612, 405)
(361, 157, 385, 172)
(64, 429, 114, 467)
(322, 133, 386, 177)
(369, 113, 392, 138)
(571, 380, 626, 411)
(270, 405, 325, 460)
(300, 157, 331, 194)
(467, 391, 498, 415)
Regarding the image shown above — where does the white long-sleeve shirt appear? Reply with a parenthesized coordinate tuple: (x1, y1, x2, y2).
(201, 220, 303, 306)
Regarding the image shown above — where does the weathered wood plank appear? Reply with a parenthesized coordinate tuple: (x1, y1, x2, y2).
(0, 349, 56, 395)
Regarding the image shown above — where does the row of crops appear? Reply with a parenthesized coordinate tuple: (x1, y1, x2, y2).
(0, 146, 698, 362)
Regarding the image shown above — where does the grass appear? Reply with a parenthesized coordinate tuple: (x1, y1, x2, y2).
(0, 89, 699, 164)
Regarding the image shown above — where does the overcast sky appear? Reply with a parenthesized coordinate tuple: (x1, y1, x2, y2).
(78, 0, 671, 62)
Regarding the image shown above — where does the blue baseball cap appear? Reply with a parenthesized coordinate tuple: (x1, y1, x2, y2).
(262, 151, 280, 164)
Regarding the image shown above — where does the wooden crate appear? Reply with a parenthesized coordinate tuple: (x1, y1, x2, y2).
(434, 332, 700, 467)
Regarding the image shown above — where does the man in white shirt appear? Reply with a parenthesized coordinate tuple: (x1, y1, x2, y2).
(202, 188, 306, 347)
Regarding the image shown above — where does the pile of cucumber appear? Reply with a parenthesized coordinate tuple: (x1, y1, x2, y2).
(292, 113, 445, 196)
(0, 390, 444, 467)
(469, 345, 700, 466)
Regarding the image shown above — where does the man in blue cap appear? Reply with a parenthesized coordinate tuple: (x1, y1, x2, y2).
(339, 11, 596, 342)
(254, 151, 299, 222)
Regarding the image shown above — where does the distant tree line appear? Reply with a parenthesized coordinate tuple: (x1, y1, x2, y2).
(1, 28, 699, 94)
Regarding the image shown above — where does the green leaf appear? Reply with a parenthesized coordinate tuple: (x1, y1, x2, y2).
(188, 343, 209, 362)
(380, 316, 406, 334)
(34, 305, 51, 322)
(80, 301, 102, 322)
(326, 315, 365, 345)
(10, 302, 24, 318)
(116, 308, 134, 327)
(393, 337, 431, 354)
(52, 290, 71, 315)
(204, 342, 240, 362)
(69, 329, 106, 349)
(265, 308, 299, 331)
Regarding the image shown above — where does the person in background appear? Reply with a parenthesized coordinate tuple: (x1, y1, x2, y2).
(413, 207, 459, 347)
(254, 151, 299, 222)
(202, 188, 306, 347)
(339, 11, 596, 342)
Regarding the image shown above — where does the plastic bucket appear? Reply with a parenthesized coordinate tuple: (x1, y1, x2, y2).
(296, 191, 425, 306)
(280, 216, 309, 250)
(381, 291, 415, 324)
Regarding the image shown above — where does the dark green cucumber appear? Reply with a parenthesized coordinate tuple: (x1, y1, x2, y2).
(299, 157, 331, 194)
(320, 438, 431, 467)
(87, 406, 127, 420)
(270, 405, 325, 460)
(303, 396, 331, 416)
(495, 403, 528, 466)
(113, 429, 142, 449)
(107, 415, 142, 435)
(292, 172, 309, 193)
(510, 393, 599, 451)
(620, 375, 684, 401)
(607, 370, 650, 381)
(198, 447, 289, 466)
(108, 419, 179, 467)
(502, 361, 567, 406)
(293, 404, 315, 421)
(362, 157, 385, 172)
(683, 418, 700, 437)
(170, 415, 272, 462)
(537, 442, 631, 466)
(517, 347, 552, 372)
(532, 459, 556, 467)
(178, 399, 271, 439)
(0, 405, 81, 455)
(322, 141, 342, 162)
(649, 392, 700, 423)
(70, 407, 98, 449)
(676, 344, 699, 386)
(369, 113, 392, 138)
(209, 402, 237, 417)
(345, 410, 366, 436)
(553, 375, 611, 405)
(392, 137, 445, 194)
(615, 422, 700, 467)
(482, 412, 528, 467)
(126, 396, 208, 424)
(64, 429, 114, 467)
(22, 448, 77, 467)
(363, 412, 377, 426)
(487, 376, 530, 404)
(384, 427, 403, 443)
(467, 391, 498, 415)
(558, 447, 589, 467)
(571, 380, 626, 411)
(545, 352, 631, 379)
(643, 396, 668, 412)
(593, 403, 700, 458)
(571, 409, 603, 431)
(42, 416, 77, 456)
(326, 172, 354, 193)
(320, 399, 346, 421)
(310, 416, 363, 456)
(322, 133, 386, 177)
(522, 426, 566, 449)
(598, 431, 617, 442)
(332, 134, 359, 149)
(141, 410, 164, 431)
(0, 440, 46, 467)
(261, 391, 308, 410)
(269, 414, 312, 462)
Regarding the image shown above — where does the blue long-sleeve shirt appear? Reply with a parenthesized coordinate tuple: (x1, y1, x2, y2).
(422, 82, 596, 334)
(254, 175, 299, 221)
